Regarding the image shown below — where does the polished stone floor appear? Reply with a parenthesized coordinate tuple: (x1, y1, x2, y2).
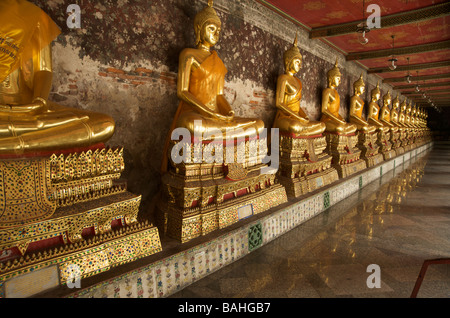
(170, 142, 450, 298)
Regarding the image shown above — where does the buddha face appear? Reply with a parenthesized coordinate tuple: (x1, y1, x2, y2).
(200, 22, 221, 47)
(383, 96, 391, 106)
(328, 74, 341, 88)
(355, 84, 364, 96)
(289, 57, 302, 74)
(393, 100, 399, 110)
(372, 91, 380, 101)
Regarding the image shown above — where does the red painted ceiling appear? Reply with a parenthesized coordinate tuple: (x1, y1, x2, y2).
(262, 0, 450, 107)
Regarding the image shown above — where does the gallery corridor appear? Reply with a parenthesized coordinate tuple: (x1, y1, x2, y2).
(170, 142, 450, 298)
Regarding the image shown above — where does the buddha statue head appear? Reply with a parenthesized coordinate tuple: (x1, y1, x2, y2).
(382, 90, 392, 107)
(393, 94, 400, 108)
(194, 0, 221, 48)
(406, 101, 412, 114)
(283, 33, 302, 74)
(371, 82, 381, 101)
(400, 99, 407, 113)
(353, 73, 365, 96)
(327, 58, 341, 88)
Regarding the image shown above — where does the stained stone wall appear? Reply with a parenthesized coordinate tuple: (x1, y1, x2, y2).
(31, 0, 401, 216)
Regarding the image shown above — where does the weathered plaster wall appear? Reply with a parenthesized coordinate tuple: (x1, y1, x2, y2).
(31, 0, 399, 216)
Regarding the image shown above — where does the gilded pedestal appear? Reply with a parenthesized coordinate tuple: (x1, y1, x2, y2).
(157, 137, 287, 243)
(356, 130, 384, 167)
(277, 133, 338, 197)
(0, 147, 162, 297)
(324, 132, 367, 178)
(376, 129, 396, 160)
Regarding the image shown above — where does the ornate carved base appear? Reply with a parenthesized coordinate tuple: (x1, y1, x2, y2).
(0, 221, 161, 298)
(394, 146, 404, 156)
(0, 147, 162, 297)
(388, 128, 405, 157)
(277, 133, 338, 197)
(355, 130, 384, 168)
(157, 185, 286, 243)
(157, 136, 287, 243)
(376, 130, 396, 160)
(324, 132, 367, 178)
(278, 168, 339, 198)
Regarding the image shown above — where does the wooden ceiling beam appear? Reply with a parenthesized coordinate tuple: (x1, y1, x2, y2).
(403, 89, 450, 95)
(367, 60, 450, 74)
(383, 72, 450, 83)
(346, 40, 450, 61)
(394, 82, 450, 90)
(310, 2, 450, 39)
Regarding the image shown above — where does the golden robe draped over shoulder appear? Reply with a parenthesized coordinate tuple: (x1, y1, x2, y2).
(0, 0, 61, 83)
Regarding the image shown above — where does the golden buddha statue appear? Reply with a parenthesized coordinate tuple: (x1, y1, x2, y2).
(349, 74, 375, 134)
(273, 35, 337, 197)
(367, 83, 389, 133)
(390, 94, 402, 127)
(157, 0, 287, 243)
(320, 59, 366, 178)
(399, 99, 412, 151)
(0, 0, 115, 155)
(379, 91, 395, 129)
(412, 104, 425, 146)
(349, 74, 383, 167)
(368, 84, 395, 159)
(389, 94, 405, 155)
(273, 35, 326, 137)
(0, 1, 162, 297)
(405, 101, 417, 147)
(161, 0, 264, 172)
(320, 59, 357, 135)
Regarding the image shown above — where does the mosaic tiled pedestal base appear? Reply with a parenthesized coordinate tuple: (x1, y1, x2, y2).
(65, 142, 433, 299)
(0, 147, 162, 298)
(356, 130, 384, 168)
(324, 132, 367, 178)
(377, 130, 396, 160)
(277, 133, 339, 198)
(157, 136, 287, 243)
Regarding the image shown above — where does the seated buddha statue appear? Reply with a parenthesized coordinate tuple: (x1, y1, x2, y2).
(273, 35, 325, 137)
(161, 0, 264, 173)
(319, 59, 366, 178)
(0, 0, 115, 155)
(399, 98, 413, 150)
(349, 74, 376, 134)
(0, 1, 162, 291)
(405, 101, 413, 127)
(348, 74, 382, 166)
(390, 94, 402, 127)
(399, 98, 408, 127)
(272, 34, 337, 197)
(367, 83, 389, 133)
(320, 59, 357, 135)
(379, 91, 395, 129)
(385, 93, 404, 154)
(368, 83, 396, 159)
(157, 0, 287, 242)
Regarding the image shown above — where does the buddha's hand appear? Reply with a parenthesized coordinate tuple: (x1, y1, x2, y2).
(226, 110, 235, 122)
(0, 98, 47, 117)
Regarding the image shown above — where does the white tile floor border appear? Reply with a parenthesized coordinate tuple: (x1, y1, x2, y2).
(71, 143, 433, 298)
